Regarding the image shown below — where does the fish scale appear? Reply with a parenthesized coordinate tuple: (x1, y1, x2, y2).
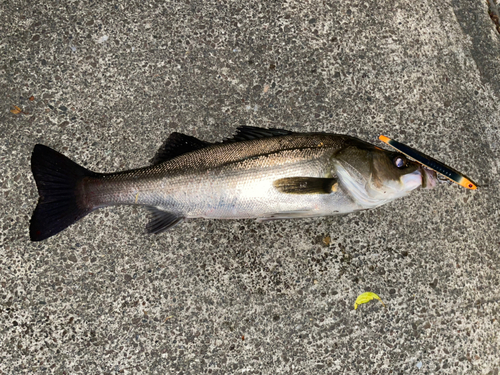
(83, 145, 343, 218)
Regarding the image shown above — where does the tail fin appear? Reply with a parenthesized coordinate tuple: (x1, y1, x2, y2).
(30, 144, 97, 241)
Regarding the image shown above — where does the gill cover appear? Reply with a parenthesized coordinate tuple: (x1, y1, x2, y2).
(333, 141, 423, 208)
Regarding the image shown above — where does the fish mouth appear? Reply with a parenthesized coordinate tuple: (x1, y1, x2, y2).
(420, 166, 439, 189)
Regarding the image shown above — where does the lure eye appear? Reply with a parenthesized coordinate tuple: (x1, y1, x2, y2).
(394, 156, 407, 169)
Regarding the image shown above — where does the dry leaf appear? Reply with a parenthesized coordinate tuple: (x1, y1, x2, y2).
(322, 236, 331, 246)
(10, 105, 22, 114)
(29, 96, 35, 101)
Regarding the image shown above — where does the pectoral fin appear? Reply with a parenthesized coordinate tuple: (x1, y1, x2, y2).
(273, 177, 338, 195)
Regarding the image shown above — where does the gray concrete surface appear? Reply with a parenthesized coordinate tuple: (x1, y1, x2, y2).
(1, 0, 500, 373)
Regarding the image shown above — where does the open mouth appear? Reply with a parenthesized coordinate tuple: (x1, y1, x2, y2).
(421, 166, 440, 189)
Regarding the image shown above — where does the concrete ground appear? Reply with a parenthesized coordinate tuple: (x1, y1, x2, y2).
(1, 0, 500, 373)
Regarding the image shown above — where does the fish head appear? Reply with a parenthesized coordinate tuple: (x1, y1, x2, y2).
(334, 141, 438, 208)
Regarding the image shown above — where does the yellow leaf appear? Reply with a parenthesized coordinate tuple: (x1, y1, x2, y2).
(322, 236, 331, 245)
(354, 292, 386, 310)
(10, 105, 22, 114)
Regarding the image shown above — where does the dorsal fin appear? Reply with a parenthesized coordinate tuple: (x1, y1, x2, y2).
(151, 132, 211, 165)
(223, 126, 294, 143)
(151, 127, 295, 164)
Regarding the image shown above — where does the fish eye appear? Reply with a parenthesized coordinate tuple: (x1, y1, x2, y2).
(393, 155, 408, 169)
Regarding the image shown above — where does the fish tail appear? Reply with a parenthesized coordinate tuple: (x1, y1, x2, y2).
(30, 144, 97, 241)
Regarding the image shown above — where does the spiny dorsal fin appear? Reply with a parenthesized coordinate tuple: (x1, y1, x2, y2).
(145, 207, 184, 234)
(151, 132, 211, 165)
(223, 126, 294, 143)
(273, 177, 338, 194)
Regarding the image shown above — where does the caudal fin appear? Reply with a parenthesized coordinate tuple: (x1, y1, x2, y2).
(30, 144, 97, 241)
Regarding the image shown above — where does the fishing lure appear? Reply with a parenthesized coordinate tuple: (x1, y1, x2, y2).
(379, 135, 477, 190)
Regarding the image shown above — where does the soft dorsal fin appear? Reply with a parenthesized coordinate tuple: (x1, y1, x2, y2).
(223, 126, 294, 143)
(151, 132, 211, 165)
(273, 177, 338, 194)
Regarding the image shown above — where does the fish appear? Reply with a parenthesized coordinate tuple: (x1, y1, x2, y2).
(29, 126, 440, 241)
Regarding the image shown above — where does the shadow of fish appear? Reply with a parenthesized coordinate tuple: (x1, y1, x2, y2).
(29, 126, 439, 241)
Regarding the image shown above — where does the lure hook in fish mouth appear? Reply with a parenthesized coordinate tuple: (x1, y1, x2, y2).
(419, 165, 453, 189)
(435, 169, 453, 184)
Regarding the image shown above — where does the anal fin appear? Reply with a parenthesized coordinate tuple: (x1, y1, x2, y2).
(145, 207, 184, 234)
(256, 210, 317, 222)
(273, 177, 338, 194)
